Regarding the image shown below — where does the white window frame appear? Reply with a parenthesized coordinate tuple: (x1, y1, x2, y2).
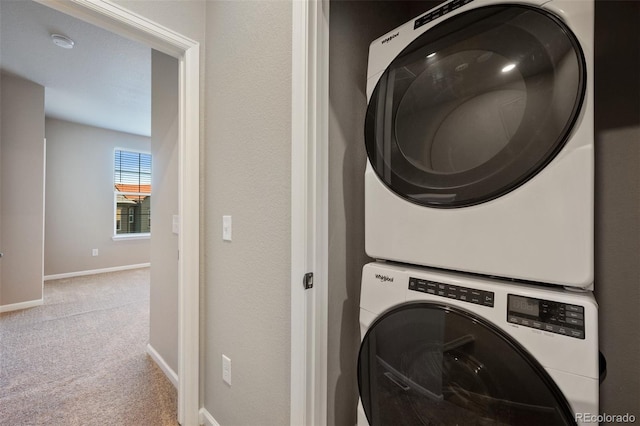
(113, 148, 152, 240)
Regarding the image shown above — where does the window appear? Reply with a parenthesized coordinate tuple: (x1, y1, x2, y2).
(114, 149, 151, 236)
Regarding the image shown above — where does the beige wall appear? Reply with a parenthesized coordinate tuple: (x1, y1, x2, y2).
(203, 1, 292, 424)
(112, 1, 293, 424)
(44, 119, 151, 276)
(149, 49, 180, 375)
(0, 74, 45, 307)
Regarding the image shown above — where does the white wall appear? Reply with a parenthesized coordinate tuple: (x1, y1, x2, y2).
(44, 118, 151, 276)
(149, 49, 179, 376)
(0, 73, 45, 307)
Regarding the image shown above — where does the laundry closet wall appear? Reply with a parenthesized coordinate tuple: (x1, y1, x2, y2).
(329, 0, 640, 423)
(328, 2, 441, 424)
(593, 0, 640, 418)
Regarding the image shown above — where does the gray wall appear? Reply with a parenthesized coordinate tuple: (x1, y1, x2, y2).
(329, 0, 640, 423)
(44, 119, 151, 276)
(327, 2, 439, 424)
(203, 1, 292, 424)
(0, 73, 45, 306)
(593, 0, 640, 418)
(112, 1, 293, 424)
(149, 49, 179, 375)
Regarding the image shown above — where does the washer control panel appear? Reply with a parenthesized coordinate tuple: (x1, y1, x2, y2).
(409, 277, 494, 307)
(507, 294, 585, 339)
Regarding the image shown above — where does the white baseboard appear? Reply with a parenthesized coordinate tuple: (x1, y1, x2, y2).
(0, 298, 44, 313)
(44, 263, 151, 281)
(199, 408, 221, 426)
(146, 343, 179, 389)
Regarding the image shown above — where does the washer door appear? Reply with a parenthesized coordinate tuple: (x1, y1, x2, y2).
(358, 303, 576, 425)
(365, 5, 586, 208)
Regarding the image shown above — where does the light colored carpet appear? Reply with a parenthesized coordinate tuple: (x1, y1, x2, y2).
(0, 268, 178, 426)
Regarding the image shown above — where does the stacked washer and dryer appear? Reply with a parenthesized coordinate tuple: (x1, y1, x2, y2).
(357, 0, 599, 425)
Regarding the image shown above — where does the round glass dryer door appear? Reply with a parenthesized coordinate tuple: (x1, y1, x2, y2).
(365, 5, 586, 208)
(358, 303, 576, 425)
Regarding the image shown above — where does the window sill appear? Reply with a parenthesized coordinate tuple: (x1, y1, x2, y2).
(112, 233, 150, 241)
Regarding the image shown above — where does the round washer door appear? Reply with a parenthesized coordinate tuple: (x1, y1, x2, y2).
(357, 303, 576, 425)
(365, 5, 586, 208)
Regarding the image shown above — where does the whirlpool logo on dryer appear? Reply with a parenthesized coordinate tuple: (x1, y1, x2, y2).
(375, 274, 394, 283)
(381, 32, 399, 45)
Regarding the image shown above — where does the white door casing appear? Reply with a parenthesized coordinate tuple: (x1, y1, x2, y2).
(34, 1, 201, 424)
(291, 0, 330, 425)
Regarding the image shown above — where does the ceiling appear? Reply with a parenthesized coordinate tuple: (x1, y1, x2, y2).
(0, 0, 151, 137)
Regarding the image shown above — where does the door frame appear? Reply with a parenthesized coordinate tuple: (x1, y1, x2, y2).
(35, 1, 201, 425)
(291, 0, 330, 424)
(39, 1, 329, 424)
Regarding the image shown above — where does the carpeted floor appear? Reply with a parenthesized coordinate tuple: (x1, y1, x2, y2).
(0, 268, 178, 426)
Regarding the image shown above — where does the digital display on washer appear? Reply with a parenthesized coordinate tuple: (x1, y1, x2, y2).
(507, 294, 585, 339)
(509, 295, 540, 317)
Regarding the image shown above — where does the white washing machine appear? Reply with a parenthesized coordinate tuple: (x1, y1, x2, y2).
(364, 0, 594, 288)
(357, 261, 599, 425)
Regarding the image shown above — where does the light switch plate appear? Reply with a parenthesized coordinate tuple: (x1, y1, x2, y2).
(222, 215, 232, 241)
(222, 354, 232, 386)
(172, 215, 180, 235)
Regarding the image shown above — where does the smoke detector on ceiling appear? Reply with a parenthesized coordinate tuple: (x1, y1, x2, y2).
(51, 34, 74, 49)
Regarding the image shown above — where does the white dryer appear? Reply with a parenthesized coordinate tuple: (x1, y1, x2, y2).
(357, 262, 599, 425)
(364, 0, 594, 288)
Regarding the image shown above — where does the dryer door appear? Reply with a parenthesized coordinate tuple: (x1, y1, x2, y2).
(365, 5, 586, 208)
(357, 303, 576, 425)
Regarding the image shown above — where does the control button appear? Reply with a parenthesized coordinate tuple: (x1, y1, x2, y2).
(483, 292, 494, 307)
(437, 290, 446, 297)
(520, 319, 531, 327)
(446, 285, 458, 299)
(569, 329, 585, 339)
(416, 281, 428, 293)
(566, 311, 584, 320)
(532, 321, 543, 329)
(544, 324, 555, 332)
(438, 283, 446, 291)
(557, 327, 569, 336)
(470, 290, 482, 304)
(508, 316, 519, 324)
(565, 317, 584, 327)
(408, 278, 417, 290)
(459, 294, 468, 302)
(426, 281, 437, 291)
(565, 304, 584, 313)
(426, 288, 436, 295)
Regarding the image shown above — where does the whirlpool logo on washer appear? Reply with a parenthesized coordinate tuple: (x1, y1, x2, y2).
(375, 274, 394, 283)
(381, 32, 399, 45)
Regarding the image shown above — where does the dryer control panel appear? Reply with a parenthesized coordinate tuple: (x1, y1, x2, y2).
(507, 294, 585, 339)
(409, 277, 494, 307)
